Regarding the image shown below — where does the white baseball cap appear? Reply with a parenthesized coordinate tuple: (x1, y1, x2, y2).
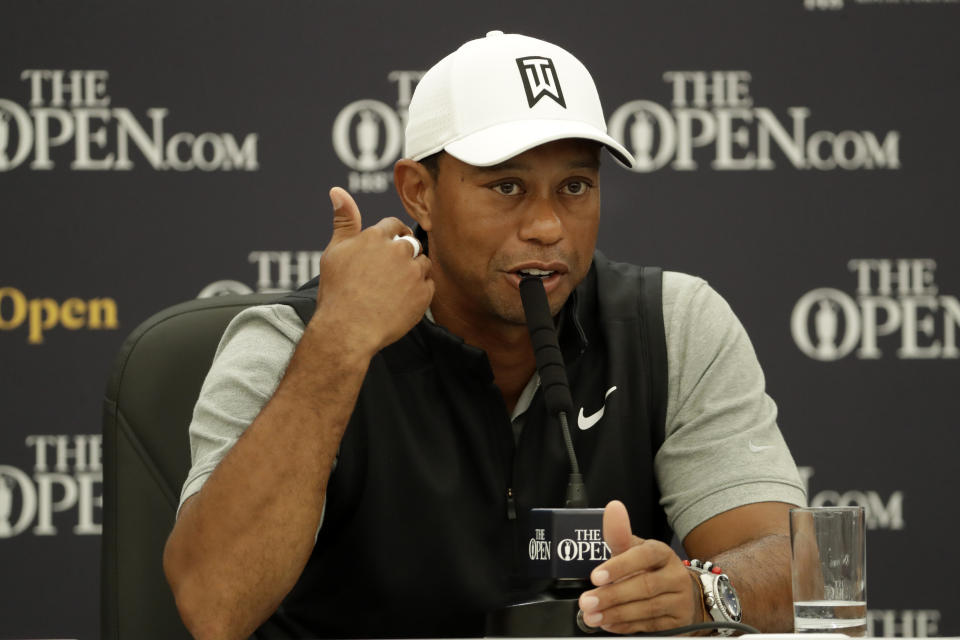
(404, 31, 634, 169)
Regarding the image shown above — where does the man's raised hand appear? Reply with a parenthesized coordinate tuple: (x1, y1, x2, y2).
(577, 500, 703, 634)
(312, 186, 434, 356)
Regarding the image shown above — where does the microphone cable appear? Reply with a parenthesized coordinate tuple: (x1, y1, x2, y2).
(576, 607, 761, 635)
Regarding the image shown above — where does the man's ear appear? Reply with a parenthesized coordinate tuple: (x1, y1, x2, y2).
(394, 159, 434, 232)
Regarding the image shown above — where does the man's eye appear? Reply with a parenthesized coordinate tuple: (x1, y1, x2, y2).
(562, 180, 591, 195)
(492, 182, 521, 195)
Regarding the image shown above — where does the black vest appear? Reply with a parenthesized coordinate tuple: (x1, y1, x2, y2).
(259, 251, 670, 639)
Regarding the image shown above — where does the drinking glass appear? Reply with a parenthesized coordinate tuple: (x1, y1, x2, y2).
(790, 506, 867, 636)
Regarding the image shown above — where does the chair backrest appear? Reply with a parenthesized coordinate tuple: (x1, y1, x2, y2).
(101, 293, 279, 640)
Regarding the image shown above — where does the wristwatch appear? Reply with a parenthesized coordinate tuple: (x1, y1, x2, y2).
(684, 559, 742, 635)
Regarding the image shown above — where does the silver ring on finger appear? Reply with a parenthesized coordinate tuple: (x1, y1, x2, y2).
(576, 609, 599, 634)
(392, 234, 421, 258)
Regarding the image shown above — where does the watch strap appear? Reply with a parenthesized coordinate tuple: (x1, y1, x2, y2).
(688, 568, 711, 623)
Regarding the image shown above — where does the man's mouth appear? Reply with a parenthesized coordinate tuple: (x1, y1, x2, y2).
(506, 264, 566, 293)
(517, 267, 556, 279)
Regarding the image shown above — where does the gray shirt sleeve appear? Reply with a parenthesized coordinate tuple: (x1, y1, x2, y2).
(178, 303, 304, 512)
(655, 272, 807, 541)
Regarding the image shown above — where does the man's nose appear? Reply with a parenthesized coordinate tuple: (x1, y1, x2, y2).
(518, 197, 563, 245)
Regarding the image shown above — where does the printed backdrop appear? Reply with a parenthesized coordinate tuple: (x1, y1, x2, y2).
(1, 1, 957, 638)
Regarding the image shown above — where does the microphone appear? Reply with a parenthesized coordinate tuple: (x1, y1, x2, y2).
(518, 275, 573, 416)
(483, 277, 607, 636)
(518, 276, 587, 508)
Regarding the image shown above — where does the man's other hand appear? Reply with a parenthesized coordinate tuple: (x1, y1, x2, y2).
(314, 186, 434, 356)
(578, 500, 702, 634)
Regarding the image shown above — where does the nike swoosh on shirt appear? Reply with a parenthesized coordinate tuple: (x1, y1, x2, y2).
(578, 386, 618, 431)
(749, 440, 775, 453)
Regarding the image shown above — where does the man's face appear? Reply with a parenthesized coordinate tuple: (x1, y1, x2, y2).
(424, 139, 602, 327)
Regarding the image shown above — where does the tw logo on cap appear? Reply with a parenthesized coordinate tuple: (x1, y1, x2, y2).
(516, 56, 566, 109)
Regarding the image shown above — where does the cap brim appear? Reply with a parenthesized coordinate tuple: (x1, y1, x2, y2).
(442, 119, 635, 169)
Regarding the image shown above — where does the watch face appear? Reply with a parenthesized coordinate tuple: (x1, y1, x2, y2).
(717, 576, 741, 620)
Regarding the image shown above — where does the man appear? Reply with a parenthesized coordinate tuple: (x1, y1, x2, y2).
(163, 31, 805, 639)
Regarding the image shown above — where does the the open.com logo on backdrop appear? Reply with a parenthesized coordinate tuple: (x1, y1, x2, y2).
(330, 68, 900, 183)
(792, 259, 960, 361)
(0, 69, 258, 172)
(0, 435, 102, 538)
(604, 70, 900, 172)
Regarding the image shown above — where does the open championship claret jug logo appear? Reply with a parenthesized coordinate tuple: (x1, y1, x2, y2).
(0, 69, 258, 172)
(331, 70, 423, 194)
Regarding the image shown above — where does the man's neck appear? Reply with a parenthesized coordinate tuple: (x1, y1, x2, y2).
(429, 302, 537, 414)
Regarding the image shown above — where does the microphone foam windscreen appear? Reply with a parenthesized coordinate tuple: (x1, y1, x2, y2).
(519, 277, 574, 415)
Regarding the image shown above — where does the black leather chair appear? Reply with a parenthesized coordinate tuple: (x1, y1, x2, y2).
(101, 293, 278, 640)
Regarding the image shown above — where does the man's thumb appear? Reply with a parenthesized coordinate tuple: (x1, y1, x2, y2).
(603, 499, 641, 556)
(329, 186, 362, 243)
